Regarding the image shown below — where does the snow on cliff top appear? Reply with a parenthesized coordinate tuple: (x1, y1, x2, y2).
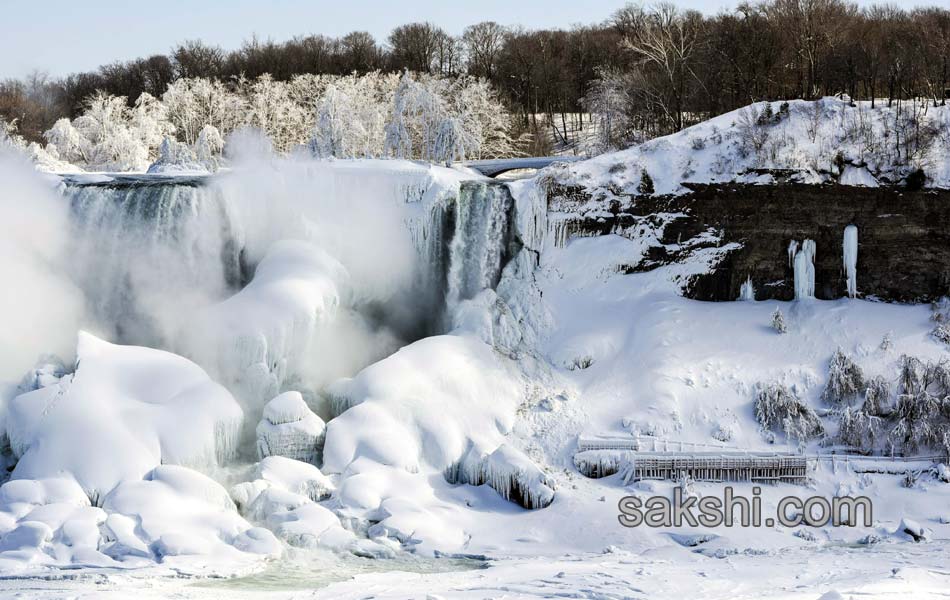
(549, 97, 950, 196)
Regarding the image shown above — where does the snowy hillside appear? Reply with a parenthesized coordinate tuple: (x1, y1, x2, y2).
(548, 97, 950, 196)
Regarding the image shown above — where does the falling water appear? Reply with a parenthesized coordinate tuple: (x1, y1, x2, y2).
(444, 181, 517, 312)
(63, 176, 245, 346)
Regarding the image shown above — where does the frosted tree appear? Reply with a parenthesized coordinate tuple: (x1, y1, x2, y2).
(432, 116, 474, 164)
(194, 125, 224, 171)
(64, 92, 149, 171)
(821, 349, 866, 405)
(243, 74, 309, 153)
(384, 71, 447, 161)
(753, 382, 824, 444)
(44, 118, 90, 165)
(582, 67, 632, 154)
(310, 84, 354, 158)
(0, 119, 25, 151)
(162, 77, 246, 145)
(130, 92, 174, 159)
(446, 76, 517, 159)
(384, 71, 420, 159)
(771, 308, 788, 333)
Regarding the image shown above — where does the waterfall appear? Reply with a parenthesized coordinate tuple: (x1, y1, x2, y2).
(64, 176, 244, 346)
(444, 181, 517, 313)
(843, 225, 858, 298)
(792, 239, 816, 300)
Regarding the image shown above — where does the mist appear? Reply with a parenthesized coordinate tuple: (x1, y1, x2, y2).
(0, 149, 84, 383)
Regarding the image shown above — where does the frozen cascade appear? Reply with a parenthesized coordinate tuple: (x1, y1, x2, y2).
(792, 239, 816, 300)
(64, 177, 244, 346)
(738, 276, 755, 301)
(843, 225, 858, 298)
(444, 181, 517, 315)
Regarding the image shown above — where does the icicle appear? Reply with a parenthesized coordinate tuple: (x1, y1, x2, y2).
(787, 240, 799, 268)
(738, 276, 755, 301)
(792, 239, 816, 300)
(843, 225, 858, 298)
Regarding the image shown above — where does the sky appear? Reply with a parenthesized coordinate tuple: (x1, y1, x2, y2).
(2, 0, 947, 79)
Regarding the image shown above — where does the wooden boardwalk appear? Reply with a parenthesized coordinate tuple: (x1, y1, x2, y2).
(574, 435, 945, 485)
(574, 450, 808, 484)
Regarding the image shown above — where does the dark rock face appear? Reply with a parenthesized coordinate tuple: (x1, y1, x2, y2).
(545, 182, 950, 303)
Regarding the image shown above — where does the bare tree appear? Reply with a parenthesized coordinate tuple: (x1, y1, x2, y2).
(463, 22, 507, 79)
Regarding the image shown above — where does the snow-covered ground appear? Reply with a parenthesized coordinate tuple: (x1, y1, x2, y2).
(2, 98, 950, 597)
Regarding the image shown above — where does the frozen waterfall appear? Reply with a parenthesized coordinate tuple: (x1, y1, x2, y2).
(792, 239, 816, 300)
(843, 225, 858, 298)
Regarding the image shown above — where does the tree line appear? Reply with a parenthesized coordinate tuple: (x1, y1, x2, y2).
(2, 0, 949, 155)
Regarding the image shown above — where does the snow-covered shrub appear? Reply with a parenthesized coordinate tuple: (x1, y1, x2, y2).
(753, 382, 824, 443)
(821, 349, 866, 405)
(771, 308, 787, 334)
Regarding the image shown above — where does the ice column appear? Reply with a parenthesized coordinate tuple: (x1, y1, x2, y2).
(792, 239, 816, 300)
(738, 276, 755, 301)
(843, 225, 858, 298)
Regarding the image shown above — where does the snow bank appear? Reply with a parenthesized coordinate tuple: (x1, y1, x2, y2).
(549, 98, 950, 197)
(7, 332, 243, 500)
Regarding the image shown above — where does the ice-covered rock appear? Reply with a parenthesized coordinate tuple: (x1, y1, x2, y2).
(896, 517, 930, 542)
(7, 333, 243, 500)
(445, 442, 556, 509)
(256, 392, 326, 463)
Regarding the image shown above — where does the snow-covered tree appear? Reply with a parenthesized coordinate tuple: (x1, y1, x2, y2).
(194, 125, 224, 171)
(582, 67, 633, 154)
(821, 349, 866, 405)
(753, 382, 824, 444)
(243, 74, 309, 153)
(771, 308, 788, 334)
(432, 116, 474, 163)
(162, 77, 246, 145)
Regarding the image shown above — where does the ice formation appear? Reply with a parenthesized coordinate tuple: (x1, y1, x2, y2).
(844, 224, 858, 298)
(256, 392, 326, 463)
(738, 276, 755, 301)
(792, 239, 816, 300)
(445, 442, 556, 509)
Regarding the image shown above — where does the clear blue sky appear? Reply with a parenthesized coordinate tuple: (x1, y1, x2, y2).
(2, 0, 946, 78)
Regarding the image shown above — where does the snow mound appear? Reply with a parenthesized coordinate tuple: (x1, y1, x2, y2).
(323, 335, 524, 474)
(187, 240, 346, 407)
(256, 392, 326, 463)
(7, 332, 243, 500)
(229, 458, 351, 552)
